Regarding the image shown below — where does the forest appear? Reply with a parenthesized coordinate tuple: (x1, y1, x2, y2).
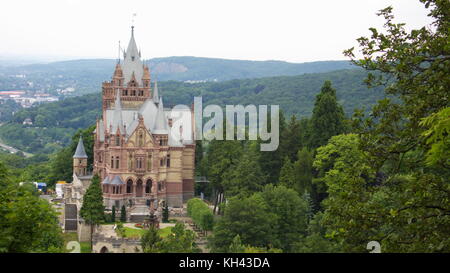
(0, 68, 384, 155)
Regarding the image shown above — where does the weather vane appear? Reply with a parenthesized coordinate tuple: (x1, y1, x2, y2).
(132, 13, 137, 27)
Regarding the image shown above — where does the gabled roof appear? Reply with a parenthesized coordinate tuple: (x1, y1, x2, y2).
(122, 27, 144, 85)
(110, 175, 125, 185)
(73, 136, 88, 159)
(102, 176, 110, 184)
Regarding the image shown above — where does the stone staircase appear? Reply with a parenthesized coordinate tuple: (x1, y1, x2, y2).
(64, 204, 78, 231)
(129, 198, 150, 222)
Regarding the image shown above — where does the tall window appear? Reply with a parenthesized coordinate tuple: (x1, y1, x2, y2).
(166, 154, 170, 167)
(115, 156, 120, 169)
(145, 180, 152, 193)
(126, 180, 133, 193)
(115, 135, 120, 146)
(136, 158, 143, 169)
(111, 156, 114, 168)
(147, 154, 152, 171)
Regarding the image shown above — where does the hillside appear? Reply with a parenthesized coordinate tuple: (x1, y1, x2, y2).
(0, 57, 353, 96)
(0, 68, 384, 154)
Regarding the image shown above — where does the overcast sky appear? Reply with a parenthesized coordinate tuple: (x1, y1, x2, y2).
(0, 0, 432, 63)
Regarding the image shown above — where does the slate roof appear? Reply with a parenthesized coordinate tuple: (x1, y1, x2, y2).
(73, 136, 88, 159)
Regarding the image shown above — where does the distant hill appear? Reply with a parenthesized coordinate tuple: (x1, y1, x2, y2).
(0, 57, 353, 96)
(0, 68, 384, 154)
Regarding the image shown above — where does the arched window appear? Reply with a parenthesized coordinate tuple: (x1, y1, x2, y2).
(126, 180, 133, 193)
(111, 156, 114, 168)
(145, 180, 152, 193)
(115, 135, 120, 146)
(166, 154, 170, 168)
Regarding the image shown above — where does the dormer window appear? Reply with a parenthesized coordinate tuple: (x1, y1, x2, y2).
(115, 135, 120, 146)
(131, 56, 135, 61)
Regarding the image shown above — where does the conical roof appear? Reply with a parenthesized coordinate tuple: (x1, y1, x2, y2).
(73, 136, 88, 159)
(122, 26, 144, 85)
(153, 80, 159, 103)
(152, 96, 169, 134)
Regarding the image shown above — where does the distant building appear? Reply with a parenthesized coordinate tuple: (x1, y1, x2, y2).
(22, 118, 33, 125)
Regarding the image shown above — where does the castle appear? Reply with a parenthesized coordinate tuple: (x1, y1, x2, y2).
(64, 26, 195, 231)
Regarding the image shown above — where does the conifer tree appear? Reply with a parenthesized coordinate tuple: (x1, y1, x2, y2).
(162, 204, 169, 223)
(111, 205, 116, 223)
(120, 205, 126, 223)
(309, 81, 346, 149)
(80, 174, 104, 250)
(279, 156, 295, 189)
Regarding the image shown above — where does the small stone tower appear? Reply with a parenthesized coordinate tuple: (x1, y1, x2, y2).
(73, 136, 88, 176)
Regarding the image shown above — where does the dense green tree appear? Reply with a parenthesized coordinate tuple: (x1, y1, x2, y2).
(209, 194, 276, 252)
(293, 212, 340, 253)
(257, 110, 287, 185)
(309, 81, 346, 149)
(203, 138, 242, 213)
(279, 156, 295, 189)
(222, 143, 266, 198)
(158, 223, 199, 253)
(279, 115, 302, 161)
(340, 0, 450, 252)
(79, 174, 104, 250)
(0, 163, 63, 252)
(141, 226, 163, 253)
(255, 185, 310, 252)
(162, 204, 169, 223)
(293, 147, 314, 195)
(120, 205, 127, 222)
(111, 205, 116, 223)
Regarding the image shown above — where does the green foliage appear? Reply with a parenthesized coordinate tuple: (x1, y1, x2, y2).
(309, 81, 346, 149)
(0, 163, 63, 252)
(0, 93, 100, 154)
(255, 184, 310, 252)
(120, 205, 126, 223)
(111, 205, 116, 223)
(210, 185, 309, 253)
(143, 223, 199, 253)
(222, 144, 266, 198)
(209, 194, 276, 252)
(420, 107, 450, 167)
(80, 174, 104, 226)
(141, 226, 163, 253)
(0, 69, 384, 156)
(162, 204, 169, 223)
(187, 198, 214, 231)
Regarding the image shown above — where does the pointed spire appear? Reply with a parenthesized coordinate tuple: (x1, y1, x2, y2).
(153, 80, 159, 103)
(153, 96, 168, 134)
(112, 89, 125, 134)
(73, 136, 88, 159)
(122, 26, 144, 85)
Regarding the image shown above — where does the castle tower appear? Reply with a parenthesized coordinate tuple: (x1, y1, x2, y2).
(102, 26, 151, 111)
(73, 136, 88, 177)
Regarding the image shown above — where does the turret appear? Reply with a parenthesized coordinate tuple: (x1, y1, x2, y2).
(73, 136, 88, 176)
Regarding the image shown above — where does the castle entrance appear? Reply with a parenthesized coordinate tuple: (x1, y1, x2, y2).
(136, 179, 143, 197)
